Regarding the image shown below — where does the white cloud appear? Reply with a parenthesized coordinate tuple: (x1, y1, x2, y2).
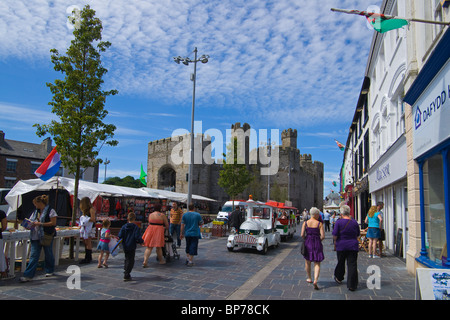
(0, 0, 381, 129)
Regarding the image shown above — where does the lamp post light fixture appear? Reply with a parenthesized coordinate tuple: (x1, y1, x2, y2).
(173, 47, 209, 207)
(104, 158, 110, 182)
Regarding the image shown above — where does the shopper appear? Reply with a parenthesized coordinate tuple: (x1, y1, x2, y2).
(20, 195, 57, 282)
(180, 203, 203, 267)
(301, 207, 324, 290)
(97, 219, 111, 268)
(0, 209, 12, 280)
(79, 197, 96, 264)
(376, 202, 385, 257)
(229, 207, 244, 232)
(169, 202, 183, 247)
(323, 210, 331, 232)
(365, 205, 382, 258)
(142, 203, 169, 267)
(118, 212, 143, 281)
(333, 205, 360, 291)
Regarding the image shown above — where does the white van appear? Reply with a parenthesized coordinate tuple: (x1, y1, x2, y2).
(217, 200, 248, 220)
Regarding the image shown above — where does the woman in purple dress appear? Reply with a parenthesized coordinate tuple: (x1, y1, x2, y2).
(301, 207, 325, 290)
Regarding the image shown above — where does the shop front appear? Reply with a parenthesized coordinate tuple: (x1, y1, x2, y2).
(368, 135, 408, 258)
(403, 28, 450, 269)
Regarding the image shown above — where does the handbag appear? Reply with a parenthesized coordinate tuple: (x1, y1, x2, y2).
(300, 241, 306, 255)
(40, 231, 55, 247)
(300, 221, 307, 255)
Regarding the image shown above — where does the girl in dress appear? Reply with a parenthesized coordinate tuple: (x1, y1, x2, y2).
(79, 197, 96, 264)
(97, 219, 111, 268)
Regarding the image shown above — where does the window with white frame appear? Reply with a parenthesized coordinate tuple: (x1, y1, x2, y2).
(30, 161, 41, 174)
(424, 1, 446, 49)
(4, 177, 16, 188)
(433, 0, 444, 37)
(372, 121, 381, 162)
(6, 159, 17, 172)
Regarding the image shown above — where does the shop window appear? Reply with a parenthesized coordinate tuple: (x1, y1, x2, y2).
(423, 154, 447, 264)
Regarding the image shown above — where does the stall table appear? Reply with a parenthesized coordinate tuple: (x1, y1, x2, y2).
(2, 227, 81, 277)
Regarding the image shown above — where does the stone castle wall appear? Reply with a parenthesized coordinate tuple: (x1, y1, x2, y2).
(147, 123, 323, 213)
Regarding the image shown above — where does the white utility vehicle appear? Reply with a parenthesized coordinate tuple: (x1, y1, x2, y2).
(227, 198, 281, 254)
(216, 200, 247, 220)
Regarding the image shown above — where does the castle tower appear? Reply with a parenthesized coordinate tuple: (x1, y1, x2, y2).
(230, 122, 251, 164)
(281, 128, 297, 149)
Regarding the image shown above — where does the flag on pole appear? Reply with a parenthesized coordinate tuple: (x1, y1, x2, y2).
(335, 140, 345, 151)
(366, 13, 408, 33)
(331, 8, 409, 33)
(35, 146, 61, 181)
(140, 163, 147, 186)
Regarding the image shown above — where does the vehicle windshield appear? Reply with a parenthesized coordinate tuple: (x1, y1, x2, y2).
(221, 205, 233, 213)
(252, 207, 270, 219)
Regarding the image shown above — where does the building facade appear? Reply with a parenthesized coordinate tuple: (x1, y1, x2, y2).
(341, 0, 450, 274)
(403, 1, 450, 272)
(366, 0, 409, 259)
(147, 123, 323, 213)
(0, 130, 99, 188)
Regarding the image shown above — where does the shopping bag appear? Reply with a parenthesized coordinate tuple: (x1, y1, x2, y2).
(109, 238, 122, 257)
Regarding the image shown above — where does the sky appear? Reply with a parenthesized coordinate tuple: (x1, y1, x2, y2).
(0, 0, 382, 199)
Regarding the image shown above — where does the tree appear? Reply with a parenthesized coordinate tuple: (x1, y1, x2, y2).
(103, 176, 142, 188)
(34, 5, 117, 257)
(218, 137, 253, 205)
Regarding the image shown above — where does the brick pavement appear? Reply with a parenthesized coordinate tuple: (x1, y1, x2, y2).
(0, 222, 415, 301)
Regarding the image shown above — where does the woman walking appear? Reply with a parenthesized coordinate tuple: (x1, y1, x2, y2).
(301, 207, 325, 290)
(332, 205, 360, 291)
(20, 195, 57, 282)
(142, 203, 169, 266)
(365, 205, 382, 258)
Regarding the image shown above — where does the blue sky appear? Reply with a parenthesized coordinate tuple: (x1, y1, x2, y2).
(0, 0, 381, 198)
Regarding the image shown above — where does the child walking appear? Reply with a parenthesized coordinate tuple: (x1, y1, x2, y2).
(97, 219, 111, 268)
(118, 212, 143, 281)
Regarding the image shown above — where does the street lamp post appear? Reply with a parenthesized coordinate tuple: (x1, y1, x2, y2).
(174, 48, 209, 207)
(104, 158, 110, 182)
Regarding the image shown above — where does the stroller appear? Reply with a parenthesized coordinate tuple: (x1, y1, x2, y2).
(159, 229, 180, 262)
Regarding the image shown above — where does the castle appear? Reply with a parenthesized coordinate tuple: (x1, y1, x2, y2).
(146, 123, 323, 213)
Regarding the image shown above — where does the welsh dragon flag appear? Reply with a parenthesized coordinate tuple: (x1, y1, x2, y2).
(335, 140, 345, 151)
(366, 12, 409, 33)
(331, 8, 409, 33)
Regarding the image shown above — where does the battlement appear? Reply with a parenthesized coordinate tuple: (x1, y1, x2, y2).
(231, 122, 251, 132)
(281, 128, 297, 149)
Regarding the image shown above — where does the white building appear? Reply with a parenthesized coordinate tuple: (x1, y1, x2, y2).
(366, 0, 409, 259)
(341, 1, 450, 268)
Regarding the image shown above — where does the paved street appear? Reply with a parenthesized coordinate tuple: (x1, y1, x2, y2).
(0, 222, 415, 301)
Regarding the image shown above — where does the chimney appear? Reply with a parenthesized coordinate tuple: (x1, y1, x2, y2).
(0, 131, 4, 144)
(41, 137, 53, 153)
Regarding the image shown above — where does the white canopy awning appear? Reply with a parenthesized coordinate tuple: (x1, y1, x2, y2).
(139, 187, 216, 203)
(323, 200, 341, 210)
(5, 177, 215, 212)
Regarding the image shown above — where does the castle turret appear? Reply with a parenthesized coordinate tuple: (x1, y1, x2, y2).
(281, 129, 297, 149)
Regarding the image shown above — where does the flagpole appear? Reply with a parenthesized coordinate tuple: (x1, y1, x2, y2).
(330, 8, 450, 26)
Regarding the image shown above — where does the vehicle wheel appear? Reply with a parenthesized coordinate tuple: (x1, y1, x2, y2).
(260, 241, 268, 255)
(227, 247, 234, 252)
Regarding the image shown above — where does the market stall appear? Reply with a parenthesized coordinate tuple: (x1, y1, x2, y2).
(2, 227, 81, 277)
